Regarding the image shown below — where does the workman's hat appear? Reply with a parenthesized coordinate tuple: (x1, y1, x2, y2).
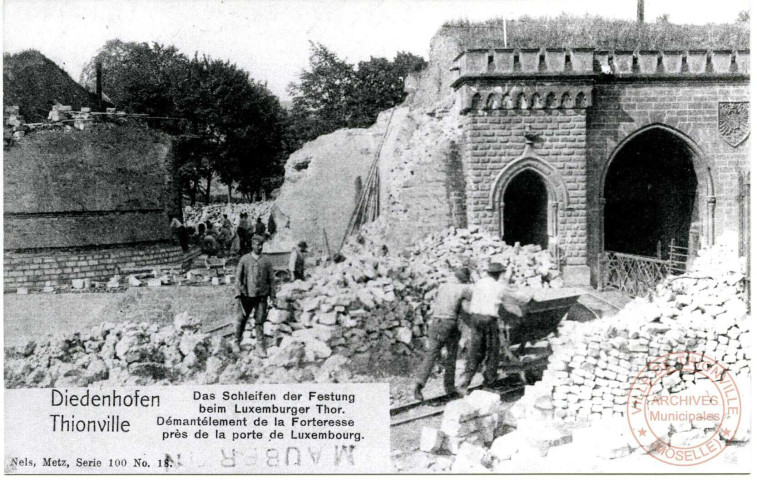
(298, 241, 308, 250)
(454, 267, 471, 282)
(251, 235, 265, 244)
(486, 262, 505, 273)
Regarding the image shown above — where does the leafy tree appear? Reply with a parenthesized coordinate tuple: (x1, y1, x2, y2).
(287, 42, 356, 146)
(350, 57, 402, 127)
(350, 52, 427, 128)
(81, 40, 290, 204)
(81, 40, 187, 121)
(288, 43, 426, 148)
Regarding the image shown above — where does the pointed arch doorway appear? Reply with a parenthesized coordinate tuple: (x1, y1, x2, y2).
(599, 125, 714, 295)
(502, 169, 549, 249)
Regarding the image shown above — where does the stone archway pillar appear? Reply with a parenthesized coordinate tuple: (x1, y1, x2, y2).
(707, 195, 716, 246)
(549, 200, 559, 258)
(598, 197, 606, 252)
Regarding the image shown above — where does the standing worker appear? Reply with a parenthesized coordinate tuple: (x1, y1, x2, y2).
(200, 224, 219, 256)
(217, 222, 233, 257)
(255, 216, 266, 237)
(289, 241, 308, 281)
(233, 236, 275, 357)
(267, 213, 277, 238)
(457, 262, 532, 396)
(170, 217, 189, 252)
(413, 267, 472, 401)
(222, 214, 233, 232)
(237, 213, 253, 254)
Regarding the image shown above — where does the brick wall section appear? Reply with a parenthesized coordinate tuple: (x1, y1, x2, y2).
(586, 80, 751, 277)
(462, 109, 589, 266)
(3, 243, 184, 292)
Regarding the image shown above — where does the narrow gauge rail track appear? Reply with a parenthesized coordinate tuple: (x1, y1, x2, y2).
(390, 358, 549, 427)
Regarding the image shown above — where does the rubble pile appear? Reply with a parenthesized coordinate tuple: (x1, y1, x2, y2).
(413, 243, 750, 471)
(496, 243, 751, 459)
(344, 221, 563, 289)
(525, 243, 750, 423)
(270, 223, 562, 359)
(5, 223, 561, 393)
(182, 201, 274, 230)
(4, 312, 351, 389)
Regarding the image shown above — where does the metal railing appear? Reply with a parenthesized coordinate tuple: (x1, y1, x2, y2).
(601, 237, 692, 298)
(600, 251, 673, 298)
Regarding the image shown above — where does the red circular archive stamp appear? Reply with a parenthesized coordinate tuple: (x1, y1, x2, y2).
(626, 352, 741, 466)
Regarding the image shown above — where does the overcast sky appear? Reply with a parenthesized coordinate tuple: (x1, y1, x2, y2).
(3, 0, 751, 100)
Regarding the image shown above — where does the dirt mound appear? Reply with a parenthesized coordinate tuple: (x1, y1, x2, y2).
(3, 50, 102, 121)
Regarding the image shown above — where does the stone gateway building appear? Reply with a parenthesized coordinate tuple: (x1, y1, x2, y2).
(276, 20, 749, 289)
(452, 47, 750, 285)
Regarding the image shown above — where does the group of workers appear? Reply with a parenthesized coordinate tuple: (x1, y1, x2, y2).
(218, 217, 531, 386)
(413, 262, 532, 400)
(169, 211, 280, 257)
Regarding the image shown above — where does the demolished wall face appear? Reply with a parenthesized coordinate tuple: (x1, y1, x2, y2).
(275, 21, 505, 253)
(274, 114, 389, 253)
(378, 104, 469, 250)
(412, 20, 505, 109)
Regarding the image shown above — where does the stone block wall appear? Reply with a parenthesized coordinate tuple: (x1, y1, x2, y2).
(461, 109, 589, 274)
(5, 211, 170, 250)
(3, 122, 183, 291)
(4, 123, 176, 250)
(3, 243, 184, 292)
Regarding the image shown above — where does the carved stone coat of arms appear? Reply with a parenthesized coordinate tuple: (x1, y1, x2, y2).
(718, 102, 750, 147)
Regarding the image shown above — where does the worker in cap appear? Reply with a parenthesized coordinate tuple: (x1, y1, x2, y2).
(413, 266, 473, 401)
(234, 235, 275, 357)
(457, 261, 532, 396)
(289, 240, 308, 281)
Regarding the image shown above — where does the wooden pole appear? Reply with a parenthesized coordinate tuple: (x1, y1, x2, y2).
(637, 0, 644, 23)
(323, 228, 332, 257)
(95, 61, 103, 112)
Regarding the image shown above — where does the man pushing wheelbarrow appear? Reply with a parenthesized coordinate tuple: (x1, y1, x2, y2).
(456, 262, 533, 396)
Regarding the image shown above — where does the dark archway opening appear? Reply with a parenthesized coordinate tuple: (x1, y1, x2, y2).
(503, 170, 549, 249)
(604, 129, 699, 258)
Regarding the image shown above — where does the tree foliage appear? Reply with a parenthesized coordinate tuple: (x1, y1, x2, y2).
(81, 40, 290, 203)
(287, 42, 426, 147)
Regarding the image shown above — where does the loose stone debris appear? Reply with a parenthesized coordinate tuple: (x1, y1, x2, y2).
(406, 243, 751, 472)
(4, 223, 560, 393)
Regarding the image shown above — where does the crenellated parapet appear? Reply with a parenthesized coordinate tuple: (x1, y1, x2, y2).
(453, 48, 750, 78)
(453, 48, 749, 113)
